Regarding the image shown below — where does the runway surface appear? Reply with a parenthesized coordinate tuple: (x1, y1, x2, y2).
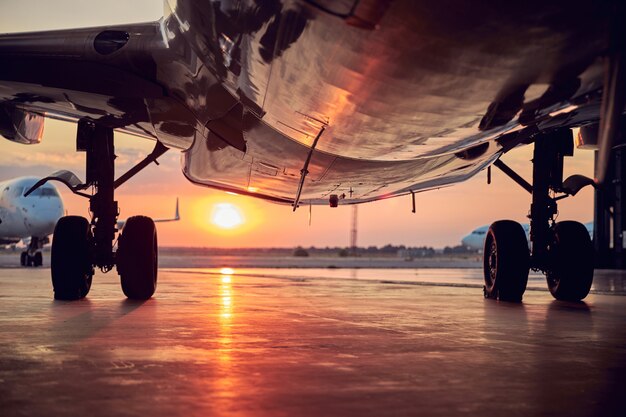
(1, 267, 625, 417)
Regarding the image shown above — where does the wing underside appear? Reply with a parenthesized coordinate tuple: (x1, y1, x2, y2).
(0, 0, 616, 206)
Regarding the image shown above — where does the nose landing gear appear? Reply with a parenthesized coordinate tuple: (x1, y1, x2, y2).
(485, 129, 595, 302)
(20, 236, 45, 267)
(31, 119, 168, 300)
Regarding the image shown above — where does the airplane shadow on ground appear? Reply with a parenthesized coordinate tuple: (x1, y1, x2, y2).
(46, 297, 152, 346)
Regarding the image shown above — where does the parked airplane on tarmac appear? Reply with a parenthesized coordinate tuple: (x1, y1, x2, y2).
(461, 223, 594, 252)
(0, 176, 179, 267)
(1, 0, 624, 301)
(0, 177, 64, 266)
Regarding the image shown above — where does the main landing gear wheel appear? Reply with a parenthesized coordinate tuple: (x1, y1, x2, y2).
(33, 252, 43, 267)
(547, 221, 594, 301)
(51, 216, 94, 300)
(483, 220, 530, 302)
(117, 216, 158, 300)
(23, 253, 37, 267)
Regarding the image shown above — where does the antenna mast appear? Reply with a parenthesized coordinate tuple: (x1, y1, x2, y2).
(350, 205, 358, 256)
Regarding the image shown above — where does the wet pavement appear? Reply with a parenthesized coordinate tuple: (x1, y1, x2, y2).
(1, 267, 625, 417)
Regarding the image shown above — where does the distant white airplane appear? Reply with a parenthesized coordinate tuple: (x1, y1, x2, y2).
(0, 176, 179, 267)
(461, 222, 593, 251)
(0, 177, 64, 266)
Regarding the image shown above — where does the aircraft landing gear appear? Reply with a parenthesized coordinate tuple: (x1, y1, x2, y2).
(485, 129, 594, 302)
(34, 119, 167, 300)
(51, 216, 93, 299)
(483, 220, 529, 301)
(546, 221, 593, 301)
(20, 236, 44, 267)
(117, 216, 158, 300)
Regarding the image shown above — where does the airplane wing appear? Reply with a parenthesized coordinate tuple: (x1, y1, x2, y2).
(0, 0, 620, 207)
(117, 198, 180, 230)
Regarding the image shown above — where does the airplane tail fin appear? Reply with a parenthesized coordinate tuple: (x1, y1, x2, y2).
(118, 198, 180, 228)
(154, 198, 180, 223)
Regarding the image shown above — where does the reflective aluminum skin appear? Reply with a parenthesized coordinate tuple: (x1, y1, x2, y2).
(0, 0, 618, 205)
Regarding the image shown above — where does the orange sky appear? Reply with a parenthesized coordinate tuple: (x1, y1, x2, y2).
(0, 119, 594, 248)
(0, 0, 596, 248)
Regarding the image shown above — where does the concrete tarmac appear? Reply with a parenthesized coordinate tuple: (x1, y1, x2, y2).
(1, 267, 625, 417)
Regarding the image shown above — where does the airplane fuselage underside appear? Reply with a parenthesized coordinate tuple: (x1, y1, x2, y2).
(0, 0, 616, 205)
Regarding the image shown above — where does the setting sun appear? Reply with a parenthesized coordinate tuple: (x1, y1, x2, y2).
(211, 203, 244, 229)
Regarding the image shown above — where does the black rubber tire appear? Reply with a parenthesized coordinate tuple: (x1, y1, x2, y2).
(483, 220, 530, 301)
(20, 252, 27, 266)
(546, 221, 594, 301)
(34, 252, 43, 267)
(117, 216, 158, 300)
(51, 216, 93, 300)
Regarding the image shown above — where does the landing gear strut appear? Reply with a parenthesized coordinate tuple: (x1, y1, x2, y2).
(21, 236, 44, 267)
(484, 129, 594, 302)
(38, 119, 167, 300)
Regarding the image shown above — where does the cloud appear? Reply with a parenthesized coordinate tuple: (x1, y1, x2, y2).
(0, 151, 84, 170)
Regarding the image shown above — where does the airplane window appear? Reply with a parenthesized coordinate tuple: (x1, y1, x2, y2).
(27, 187, 58, 197)
(40, 188, 59, 197)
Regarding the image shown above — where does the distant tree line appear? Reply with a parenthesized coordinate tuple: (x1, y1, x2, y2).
(293, 245, 439, 257)
(159, 244, 477, 258)
(443, 245, 479, 254)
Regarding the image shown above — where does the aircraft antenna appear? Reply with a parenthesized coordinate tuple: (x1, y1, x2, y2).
(350, 205, 358, 256)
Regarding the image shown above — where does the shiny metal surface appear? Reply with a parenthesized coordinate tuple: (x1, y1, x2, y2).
(0, 0, 616, 204)
(1, 266, 624, 416)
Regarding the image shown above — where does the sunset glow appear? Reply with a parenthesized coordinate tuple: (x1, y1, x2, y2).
(8, 117, 594, 249)
(211, 203, 244, 229)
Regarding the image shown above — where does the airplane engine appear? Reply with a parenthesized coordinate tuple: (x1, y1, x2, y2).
(0, 107, 45, 145)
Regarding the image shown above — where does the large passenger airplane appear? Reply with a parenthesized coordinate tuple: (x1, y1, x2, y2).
(1, 1, 623, 301)
(0, 176, 179, 267)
